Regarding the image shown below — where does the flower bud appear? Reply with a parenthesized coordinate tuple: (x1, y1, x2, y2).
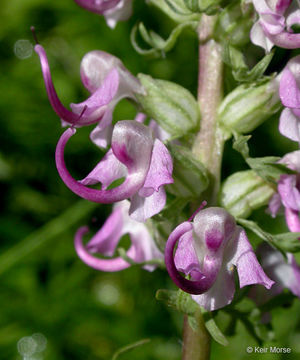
(215, 2, 253, 47)
(137, 74, 200, 137)
(220, 170, 275, 218)
(218, 78, 281, 135)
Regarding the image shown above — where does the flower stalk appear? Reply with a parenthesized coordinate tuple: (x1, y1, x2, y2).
(183, 14, 224, 360)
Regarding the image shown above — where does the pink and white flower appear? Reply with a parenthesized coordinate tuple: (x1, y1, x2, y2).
(250, 0, 300, 52)
(35, 45, 143, 147)
(56, 120, 174, 222)
(278, 55, 300, 143)
(269, 150, 300, 232)
(73, 0, 133, 28)
(165, 207, 274, 311)
(75, 200, 163, 272)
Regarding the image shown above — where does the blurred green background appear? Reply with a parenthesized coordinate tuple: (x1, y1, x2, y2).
(1, 0, 300, 359)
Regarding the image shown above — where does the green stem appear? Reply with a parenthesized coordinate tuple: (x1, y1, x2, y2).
(192, 14, 224, 205)
(0, 200, 98, 276)
(183, 14, 224, 360)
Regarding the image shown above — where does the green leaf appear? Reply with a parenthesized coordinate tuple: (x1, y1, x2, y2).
(201, 310, 229, 346)
(112, 339, 151, 360)
(137, 74, 200, 137)
(131, 21, 197, 57)
(246, 157, 294, 183)
(156, 289, 198, 315)
(149, 0, 200, 23)
(223, 44, 275, 83)
(236, 218, 300, 254)
(232, 133, 250, 158)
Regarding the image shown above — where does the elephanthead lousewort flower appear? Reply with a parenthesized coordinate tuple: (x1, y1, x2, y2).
(73, 0, 133, 28)
(249, 243, 300, 305)
(165, 207, 274, 311)
(250, 0, 300, 52)
(75, 200, 163, 271)
(56, 120, 174, 222)
(279, 55, 300, 143)
(269, 150, 300, 232)
(35, 44, 143, 147)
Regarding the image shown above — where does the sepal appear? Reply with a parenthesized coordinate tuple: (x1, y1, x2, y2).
(220, 170, 275, 218)
(218, 79, 281, 134)
(137, 74, 200, 137)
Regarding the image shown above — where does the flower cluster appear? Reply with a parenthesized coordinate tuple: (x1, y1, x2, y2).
(33, 0, 300, 322)
(250, 0, 300, 52)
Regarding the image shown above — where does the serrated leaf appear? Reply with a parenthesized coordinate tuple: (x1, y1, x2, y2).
(137, 74, 200, 137)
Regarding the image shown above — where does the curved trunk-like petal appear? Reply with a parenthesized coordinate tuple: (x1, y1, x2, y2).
(35, 45, 80, 124)
(75, 226, 134, 271)
(165, 222, 218, 295)
(55, 121, 153, 203)
(268, 30, 300, 48)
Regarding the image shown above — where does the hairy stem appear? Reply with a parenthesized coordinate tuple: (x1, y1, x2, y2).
(192, 15, 224, 205)
(182, 312, 211, 360)
(183, 14, 224, 360)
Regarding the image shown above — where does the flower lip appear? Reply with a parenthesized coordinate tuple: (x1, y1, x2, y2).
(55, 121, 154, 204)
(34, 44, 120, 126)
(164, 221, 218, 295)
(73, 0, 121, 13)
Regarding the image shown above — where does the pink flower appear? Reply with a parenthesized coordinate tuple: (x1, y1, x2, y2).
(56, 120, 174, 221)
(250, 0, 300, 51)
(269, 151, 300, 232)
(165, 207, 273, 311)
(35, 45, 143, 147)
(73, 0, 133, 28)
(278, 55, 300, 143)
(75, 200, 163, 272)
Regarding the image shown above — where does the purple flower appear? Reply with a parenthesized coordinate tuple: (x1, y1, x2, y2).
(73, 0, 133, 28)
(269, 150, 300, 232)
(35, 45, 143, 147)
(278, 55, 300, 143)
(249, 243, 300, 305)
(165, 207, 274, 311)
(75, 200, 163, 272)
(56, 120, 174, 222)
(250, 0, 300, 52)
